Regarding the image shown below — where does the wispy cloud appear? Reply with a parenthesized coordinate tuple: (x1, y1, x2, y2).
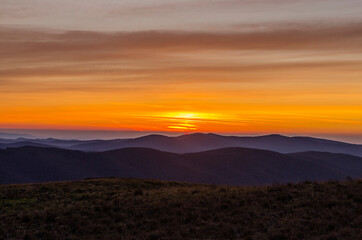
(1, 22, 362, 63)
(107, 0, 303, 16)
(1, 23, 362, 94)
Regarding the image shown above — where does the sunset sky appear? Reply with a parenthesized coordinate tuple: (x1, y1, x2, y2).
(1, 0, 362, 142)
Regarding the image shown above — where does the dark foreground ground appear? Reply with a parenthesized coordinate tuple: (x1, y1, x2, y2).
(0, 178, 361, 240)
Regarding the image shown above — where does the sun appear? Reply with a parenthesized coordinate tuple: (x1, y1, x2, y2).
(162, 112, 217, 120)
(168, 112, 198, 120)
(158, 112, 219, 132)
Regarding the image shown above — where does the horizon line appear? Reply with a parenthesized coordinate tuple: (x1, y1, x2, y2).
(0, 129, 361, 144)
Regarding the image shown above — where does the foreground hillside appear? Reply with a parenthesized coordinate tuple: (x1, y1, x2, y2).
(1, 146, 362, 185)
(0, 178, 361, 240)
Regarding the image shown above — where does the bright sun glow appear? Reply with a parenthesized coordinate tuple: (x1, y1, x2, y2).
(174, 113, 197, 119)
(158, 112, 220, 132)
(162, 112, 219, 120)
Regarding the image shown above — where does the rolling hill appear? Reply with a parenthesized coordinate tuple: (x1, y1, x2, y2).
(69, 133, 362, 156)
(0, 146, 361, 185)
(1, 133, 361, 156)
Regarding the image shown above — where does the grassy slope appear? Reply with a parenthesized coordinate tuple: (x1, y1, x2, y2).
(0, 178, 361, 240)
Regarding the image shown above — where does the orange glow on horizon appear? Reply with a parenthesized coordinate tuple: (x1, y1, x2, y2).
(0, 26, 361, 136)
(161, 112, 212, 131)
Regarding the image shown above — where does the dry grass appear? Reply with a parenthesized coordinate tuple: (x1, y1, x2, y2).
(0, 178, 361, 240)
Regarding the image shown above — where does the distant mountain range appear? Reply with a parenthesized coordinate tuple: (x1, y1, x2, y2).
(1, 133, 361, 157)
(0, 132, 34, 139)
(0, 146, 361, 185)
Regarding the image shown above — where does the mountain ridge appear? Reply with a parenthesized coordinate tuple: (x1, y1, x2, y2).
(2, 133, 361, 156)
(1, 146, 361, 185)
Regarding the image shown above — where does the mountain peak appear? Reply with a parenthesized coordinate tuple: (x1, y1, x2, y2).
(177, 133, 222, 139)
(264, 134, 288, 138)
(137, 134, 171, 139)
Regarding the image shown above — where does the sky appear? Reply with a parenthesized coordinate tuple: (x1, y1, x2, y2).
(1, 0, 362, 142)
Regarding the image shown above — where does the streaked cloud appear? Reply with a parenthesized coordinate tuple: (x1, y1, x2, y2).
(1, 0, 362, 31)
(1, 22, 362, 66)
